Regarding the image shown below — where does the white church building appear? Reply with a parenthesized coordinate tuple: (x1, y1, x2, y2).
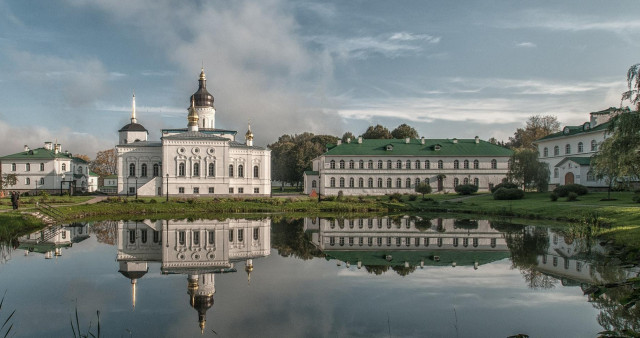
(116, 69, 271, 197)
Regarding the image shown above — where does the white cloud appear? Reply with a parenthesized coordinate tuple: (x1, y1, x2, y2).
(516, 42, 536, 48)
(501, 10, 640, 34)
(389, 32, 441, 43)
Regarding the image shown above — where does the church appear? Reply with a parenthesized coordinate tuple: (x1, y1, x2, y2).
(116, 69, 271, 197)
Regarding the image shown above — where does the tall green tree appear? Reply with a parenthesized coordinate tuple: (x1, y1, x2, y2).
(507, 148, 549, 191)
(341, 131, 355, 143)
(361, 124, 392, 139)
(622, 63, 640, 111)
(508, 115, 560, 149)
(1, 173, 17, 191)
(391, 123, 419, 139)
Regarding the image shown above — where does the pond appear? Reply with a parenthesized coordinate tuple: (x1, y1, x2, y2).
(0, 215, 638, 337)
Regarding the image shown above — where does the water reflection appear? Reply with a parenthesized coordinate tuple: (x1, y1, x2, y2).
(17, 222, 90, 259)
(116, 219, 271, 334)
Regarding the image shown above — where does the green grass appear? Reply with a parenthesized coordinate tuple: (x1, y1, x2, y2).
(0, 195, 94, 210)
(0, 213, 46, 241)
(271, 186, 303, 194)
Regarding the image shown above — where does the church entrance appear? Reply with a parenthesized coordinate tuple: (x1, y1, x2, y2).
(565, 172, 575, 185)
(437, 177, 444, 191)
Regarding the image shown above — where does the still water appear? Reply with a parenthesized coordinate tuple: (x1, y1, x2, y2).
(0, 216, 637, 337)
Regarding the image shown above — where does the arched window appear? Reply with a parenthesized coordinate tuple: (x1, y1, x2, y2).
(62, 163, 66, 171)
(76, 166, 81, 174)
(339, 177, 345, 187)
(578, 142, 583, 153)
(228, 164, 234, 177)
(339, 160, 345, 169)
(587, 171, 595, 181)
(474, 178, 479, 186)
(425, 178, 430, 184)
(178, 163, 185, 176)
(39, 178, 44, 185)
(141, 164, 148, 177)
(349, 160, 354, 169)
(415, 178, 421, 186)
(554, 146, 559, 156)
(380, 178, 385, 188)
(193, 163, 199, 177)
(543, 147, 548, 157)
(153, 164, 159, 177)
(462, 160, 468, 169)
(591, 140, 597, 151)
(368, 178, 374, 187)
(312, 180, 317, 188)
(406, 160, 411, 169)
(425, 160, 430, 169)
(359, 160, 364, 169)
(330, 177, 336, 187)
(406, 178, 411, 188)
(454, 178, 459, 187)
(396, 160, 402, 169)
(437, 160, 443, 169)
(415, 160, 420, 169)
(384, 160, 390, 169)
(349, 177, 354, 187)
(377, 160, 382, 169)
(463, 177, 469, 185)
(396, 178, 402, 188)
(491, 159, 497, 169)
(565, 144, 571, 154)
(358, 177, 364, 187)
(26, 178, 30, 185)
(253, 165, 259, 178)
(554, 168, 559, 178)
(129, 163, 136, 177)
(330, 160, 335, 169)
(40, 163, 44, 171)
(238, 165, 244, 177)
(473, 160, 479, 169)
(209, 163, 215, 176)
(454, 160, 459, 169)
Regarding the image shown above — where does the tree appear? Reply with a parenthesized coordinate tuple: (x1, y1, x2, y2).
(1, 173, 17, 192)
(90, 149, 117, 177)
(507, 148, 549, 191)
(75, 154, 91, 163)
(341, 132, 355, 143)
(621, 63, 640, 111)
(415, 182, 432, 198)
(361, 124, 392, 139)
(507, 115, 560, 149)
(268, 135, 296, 187)
(391, 123, 419, 139)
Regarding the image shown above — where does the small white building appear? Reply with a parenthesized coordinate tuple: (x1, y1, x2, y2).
(303, 137, 512, 196)
(100, 175, 118, 194)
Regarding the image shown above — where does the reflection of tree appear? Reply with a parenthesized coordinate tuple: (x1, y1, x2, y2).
(414, 218, 431, 232)
(504, 226, 551, 289)
(365, 265, 390, 275)
(453, 219, 478, 230)
(91, 221, 118, 245)
(392, 265, 417, 277)
(271, 218, 324, 260)
(520, 269, 556, 289)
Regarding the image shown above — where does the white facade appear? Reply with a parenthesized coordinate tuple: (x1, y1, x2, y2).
(116, 70, 271, 197)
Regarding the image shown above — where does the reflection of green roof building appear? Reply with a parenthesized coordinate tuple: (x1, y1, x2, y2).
(325, 250, 510, 269)
(18, 223, 90, 259)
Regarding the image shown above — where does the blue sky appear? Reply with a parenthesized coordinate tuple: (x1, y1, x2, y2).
(1, 0, 639, 156)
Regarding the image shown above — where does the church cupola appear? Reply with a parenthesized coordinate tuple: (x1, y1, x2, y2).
(190, 68, 214, 108)
(188, 98, 199, 132)
(245, 122, 254, 146)
(118, 92, 148, 145)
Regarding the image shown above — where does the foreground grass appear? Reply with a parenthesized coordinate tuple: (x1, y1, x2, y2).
(0, 195, 94, 210)
(0, 213, 47, 241)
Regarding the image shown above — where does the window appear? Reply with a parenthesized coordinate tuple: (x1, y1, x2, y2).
(254, 187, 260, 193)
(62, 163, 66, 171)
(193, 187, 199, 194)
(129, 230, 136, 244)
(463, 177, 469, 185)
(339, 177, 345, 187)
(396, 160, 402, 169)
(209, 163, 215, 177)
(193, 231, 199, 245)
(463, 238, 469, 247)
(437, 160, 443, 169)
(129, 187, 135, 194)
(454, 160, 459, 169)
(208, 231, 215, 244)
(359, 160, 364, 169)
(415, 178, 420, 186)
(491, 159, 497, 169)
(368, 178, 373, 187)
(154, 230, 160, 243)
(349, 160, 354, 169)
(587, 171, 595, 181)
(387, 160, 392, 169)
(26, 163, 30, 171)
(253, 228, 259, 240)
(238, 165, 244, 177)
(473, 160, 479, 169)
(330, 177, 336, 187)
(377, 178, 382, 188)
(229, 165, 234, 177)
(474, 178, 479, 186)
(543, 147, 548, 157)
(141, 163, 148, 177)
(178, 187, 185, 194)
(179, 163, 185, 176)
(193, 163, 199, 177)
(377, 160, 383, 169)
(229, 187, 234, 193)
(554, 168, 559, 178)
(578, 142, 583, 153)
(141, 230, 148, 244)
(554, 146, 560, 156)
(406, 160, 411, 169)
(463, 160, 469, 169)
(253, 166, 259, 178)
(238, 229, 244, 242)
(565, 144, 571, 154)
(129, 163, 136, 177)
(25, 178, 30, 185)
(229, 229, 234, 242)
(179, 231, 186, 245)
(491, 238, 496, 248)
(591, 140, 597, 151)
(39, 178, 44, 185)
(425, 178, 430, 184)
(339, 160, 345, 169)
(238, 187, 244, 193)
(209, 187, 215, 194)
(40, 163, 44, 171)
(454, 178, 459, 187)
(386, 178, 392, 188)
(396, 178, 402, 188)
(406, 178, 411, 188)
(415, 160, 420, 169)
(453, 238, 459, 247)
(425, 160, 430, 169)
(330, 160, 335, 169)
(349, 177, 354, 187)
(358, 177, 364, 187)
(312, 180, 317, 188)
(153, 164, 159, 177)
(369, 160, 374, 169)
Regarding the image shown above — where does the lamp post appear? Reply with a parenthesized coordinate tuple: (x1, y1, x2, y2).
(135, 177, 138, 200)
(165, 174, 169, 202)
(60, 174, 65, 196)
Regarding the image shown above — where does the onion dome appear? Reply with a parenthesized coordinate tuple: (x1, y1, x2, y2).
(245, 123, 253, 141)
(190, 68, 214, 108)
(192, 294, 214, 335)
(188, 98, 199, 127)
(119, 92, 148, 132)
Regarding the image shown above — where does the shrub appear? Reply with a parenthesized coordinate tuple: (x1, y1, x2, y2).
(408, 194, 418, 201)
(149, 199, 158, 204)
(388, 193, 403, 202)
(490, 182, 519, 193)
(554, 184, 588, 197)
(323, 195, 337, 202)
(567, 192, 579, 201)
(337, 190, 344, 201)
(493, 187, 524, 200)
(454, 184, 478, 195)
(415, 182, 432, 196)
(550, 192, 558, 201)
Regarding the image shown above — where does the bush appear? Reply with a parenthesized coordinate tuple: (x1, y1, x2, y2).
(415, 182, 432, 196)
(550, 192, 558, 201)
(567, 192, 579, 201)
(454, 184, 478, 195)
(337, 190, 344, 201)
(388, 193, 403, 202)
(408, 194, 418, 201)
(554, 184, 588, 197)
(493, 187, 524, 200)
(149, 199, 158, 204)
(490, 182, 519, 193)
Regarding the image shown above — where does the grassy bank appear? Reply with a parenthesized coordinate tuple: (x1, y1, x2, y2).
(0, 195, 94, 210)
(0, 213, 48, 241)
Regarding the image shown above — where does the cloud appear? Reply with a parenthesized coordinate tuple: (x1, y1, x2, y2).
(389, 32, 441, 43)
(516, 42, 536, 48)
(500, 10, 640, 34)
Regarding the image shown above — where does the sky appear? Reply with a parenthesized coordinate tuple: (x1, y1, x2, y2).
(1, 0, 639, 157)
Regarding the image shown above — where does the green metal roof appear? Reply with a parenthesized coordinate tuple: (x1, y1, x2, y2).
(323, 138, 512, 157)
(104, 175, 118, 179)
(555, 157, 592, 167)
(89, 172, 99, 177)
(0, 147, 73, 160)
(304, 171, 319, 176)
(72, 157, 89, 164)
(324, 250, 510, 267)
(536, 121, 610, 141)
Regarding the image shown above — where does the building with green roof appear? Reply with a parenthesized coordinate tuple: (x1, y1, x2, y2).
(0, 142, 94, 194)
(303, 136, 512, 196)
(532, 107, 622, 189)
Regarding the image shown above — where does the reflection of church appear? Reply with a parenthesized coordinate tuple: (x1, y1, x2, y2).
(18, 223, 89, 259)
(304, 216, 509, 270)
(116, 219, 270, 333)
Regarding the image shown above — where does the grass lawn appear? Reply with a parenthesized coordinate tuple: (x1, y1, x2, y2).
(0, 195, 95, 210)
(271, 186, 303, 195)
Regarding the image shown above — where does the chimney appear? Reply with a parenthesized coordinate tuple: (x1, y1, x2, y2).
(405, 138, 410, 144)
(421, 137, 425, 145)
(337, 140, 342, 146)
(475, 136, 479, 144)
(346, 138, 351, 144)
(24, 145, 29, 152)
(452, 138, 458, 144)
(358, 137, 362, 144)
(44, 142, 53, 150)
